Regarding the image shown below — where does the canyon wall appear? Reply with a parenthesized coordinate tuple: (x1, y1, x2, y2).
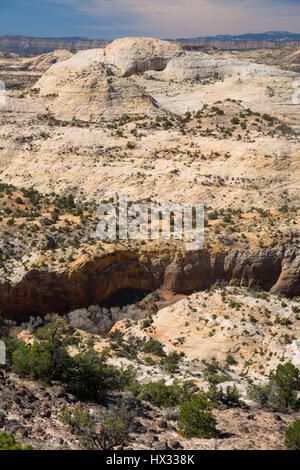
(0, 245, 299, 321)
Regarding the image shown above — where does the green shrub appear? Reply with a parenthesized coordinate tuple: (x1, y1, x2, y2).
(0, 335, 19, 370)
(60, 351, 134, 399)
(270, 363, 300, 410)
(226, 354, 237, 366)
(177, 397, 220, 438)
(284, 419, 300, 450)
(10, 320, 135, 399)
(276, 123, 295, 135)
(60, 406, 128, 450)
(11, 320, 74, 384)
(248, 362, 300, 411)
(0, 316, 9, 337)
(63, 352, 122, 399)
(144, 356, 155, 366)
(0, 432, 32, 450)
(160, 351, 182, 373)
(142, 319, 152, 328)
(127, 379, 196, 408)
(12, 342, 54, 382)
(205, 384, 243, 408)
(142, 339, 165, 357)
(247, 383, 273, 408)
(98, 418, 129, 450)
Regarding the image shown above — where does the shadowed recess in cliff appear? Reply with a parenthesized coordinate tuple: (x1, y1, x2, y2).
(0, 246, 299, 321)
(99, 288, 151, 308)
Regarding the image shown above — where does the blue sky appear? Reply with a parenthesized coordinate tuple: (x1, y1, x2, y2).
(0, 0, 299, 39)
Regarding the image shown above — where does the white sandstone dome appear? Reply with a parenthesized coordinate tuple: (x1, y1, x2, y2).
(103, 37, 183, 76)
(34, 48, 106, 97)
(161, 52, 293, 81)
(32, 36, 298, 120)
(34, 61, 159, 120)
(24, 49, 74, 72)
(32, 38, 183, 119)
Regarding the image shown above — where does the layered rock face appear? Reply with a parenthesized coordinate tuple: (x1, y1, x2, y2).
(36, 61, 158, 119)
(1, 245, 299, 320)
(160, 52, 292, 81)
(34, 45, 160, 119)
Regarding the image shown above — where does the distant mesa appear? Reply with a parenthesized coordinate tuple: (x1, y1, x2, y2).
(0, 34, 108, 53)
(1, 32, 300, 54)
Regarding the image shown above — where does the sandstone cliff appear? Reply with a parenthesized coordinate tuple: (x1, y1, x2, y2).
(1, 244, 299, 320)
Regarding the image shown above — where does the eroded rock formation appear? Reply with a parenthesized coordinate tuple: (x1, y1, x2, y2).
(32, 36, 298, 119)
(1, 245, 299, 321)
(103, 37, 183, 76)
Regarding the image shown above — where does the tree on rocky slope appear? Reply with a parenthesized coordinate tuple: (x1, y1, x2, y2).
(248, 362, 300, 411)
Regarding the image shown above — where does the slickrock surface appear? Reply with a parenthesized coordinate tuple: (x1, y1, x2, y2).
(36, 62, 158, 119)
(214, 48, 300, 74)
(120, 287, 300, 375)
(30, 37, 300, 120)
(23, 50, 73, 72)
(103, 37, 183, 76)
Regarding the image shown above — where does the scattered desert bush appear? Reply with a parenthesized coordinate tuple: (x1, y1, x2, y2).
(284, 419, 300, 450)
(248, 362, 300, 411)
(8, 320, 135, 399)
(202, 359, 232, 384)
(142, 338, 165, 357)
(60, 406, 128, 450)
(177, 397, 220, 438)
(160, 351, 183, 373)
(126, 379, 196, 408)
(0, 432, 32, 450)
(205, 384, 244, 408)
